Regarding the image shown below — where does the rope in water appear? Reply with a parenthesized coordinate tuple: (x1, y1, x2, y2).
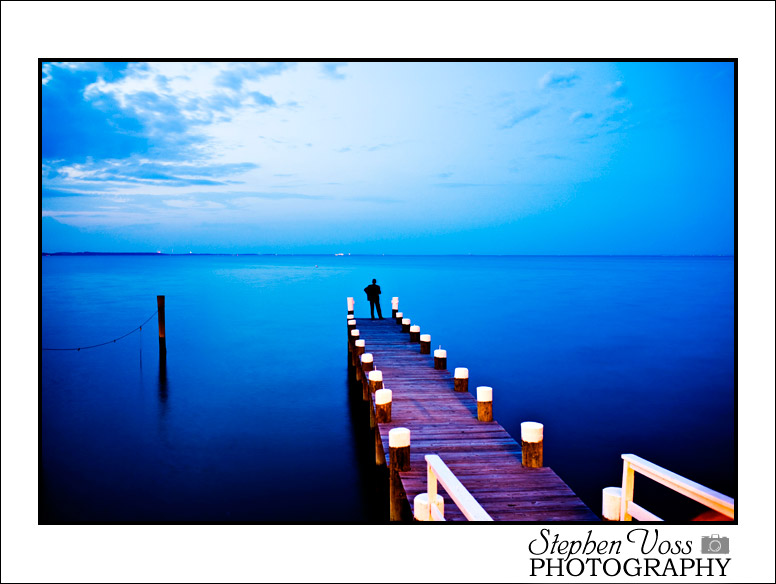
(42, 310, 158, 351)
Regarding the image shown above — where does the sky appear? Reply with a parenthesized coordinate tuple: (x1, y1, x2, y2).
(41, 60, 734, 254)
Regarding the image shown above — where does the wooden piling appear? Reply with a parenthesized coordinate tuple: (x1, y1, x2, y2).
(360, 353, 373, 377)
(454, 367, 469, 393)
(354, 339, 365, 380)
(349, 329, 360, 366)
(157, 295, 166, 358)
(434, 348, 447, 370)
(375, 388, 392, 423)
(389, 427, 411, 471)
(368, 370, 383, 394)
(346, 316, 353, 365)
(521, 422, 544, 468)
(419, 334, 431, 354)
(409, 324, 420, 342)
(391, 297, 399, 318)
(347, 296, 355, 315)
(602, 486, 622, 521)
(414, 493, 444, 522)
(389, 427, 411, 521)
(360, 353, 374, 401)
(476, 386, 493, 422)
(401, 318, 411, 333)
(368, 390, 376, 429)
(374, 425, 386, 466)
(394, 311, 403, 325)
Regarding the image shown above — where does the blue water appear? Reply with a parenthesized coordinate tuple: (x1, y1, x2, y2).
(41, 255, 734, 522)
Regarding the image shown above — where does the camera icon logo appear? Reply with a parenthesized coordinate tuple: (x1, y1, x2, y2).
(701, 534, 729, 554)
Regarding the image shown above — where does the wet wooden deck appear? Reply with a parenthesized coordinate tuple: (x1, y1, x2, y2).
(351, 316, 598, 522)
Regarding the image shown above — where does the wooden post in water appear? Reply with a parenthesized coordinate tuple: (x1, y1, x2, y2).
(374, 425, 386, 466)
(434, 347, 447, 370)
(347, 296, 354, 317)
(349, 329, 360, 366)
(360, 353, 373, 379)
(394, 311, 403, 325)
(419, 334, 431, 354)
(454, 367, 469, 392)
(602, 486, 623, 521)
(368, 391, 376, 429)
(414, 493, 445, 522)
(401, 317, 411, 333)
(157, 295, 166, 359)
(346, 315, 353, 366)
(375, 389, 392, 423)
(354, 339, 365, 380)
(391, 297, 399, 318)
(477, 386, 493, 422)
(409, 325, 420, 342)
(360, 353, 373, 401)
(367, 369, 382, 403)
(347, 319, 357, 364)
(389, 427, 411, 521)
(521, 421, 544, 468)
(368, 370, 383, 394)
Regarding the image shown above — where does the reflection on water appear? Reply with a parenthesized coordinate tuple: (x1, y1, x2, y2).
(345, 376, 389, 522)
(158, 356, 168, 398)
(158, 355, 168, 412)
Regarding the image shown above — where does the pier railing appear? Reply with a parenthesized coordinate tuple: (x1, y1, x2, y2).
(416, 455, 493, 521)
(603, 454, 735, 521)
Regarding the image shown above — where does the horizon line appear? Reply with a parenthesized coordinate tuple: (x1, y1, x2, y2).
(41, 251, 734, 258)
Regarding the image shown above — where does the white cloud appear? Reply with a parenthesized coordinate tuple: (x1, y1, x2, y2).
(539, 70, 580, 89)
(41, 63, 52, 85)
(163, 199, 225, 209)
(83, 62, 289, 126)
(44, 62, 632, 229)
(569, 111, 593, 123)
(606, 81, 627, 97)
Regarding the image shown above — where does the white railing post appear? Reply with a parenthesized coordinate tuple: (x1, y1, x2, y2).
(621, 458, 635, 521)
(427, 461, 438, 520)
(414, 460, 445, 521)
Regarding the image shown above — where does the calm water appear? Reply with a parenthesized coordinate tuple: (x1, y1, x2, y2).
(41, 255, 734, 523)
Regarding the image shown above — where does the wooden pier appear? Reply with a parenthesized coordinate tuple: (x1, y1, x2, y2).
(347, 302, 599, 522)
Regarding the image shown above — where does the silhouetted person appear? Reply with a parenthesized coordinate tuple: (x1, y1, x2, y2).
(364, 279, 383, 319)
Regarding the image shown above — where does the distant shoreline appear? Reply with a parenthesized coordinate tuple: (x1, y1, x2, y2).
(41, 252, 734, 258)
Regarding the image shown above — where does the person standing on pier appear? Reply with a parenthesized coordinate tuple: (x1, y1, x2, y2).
(364, 279, 384, 319)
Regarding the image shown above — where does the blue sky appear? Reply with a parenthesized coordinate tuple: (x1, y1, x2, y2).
(42, 61, 734, 254)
